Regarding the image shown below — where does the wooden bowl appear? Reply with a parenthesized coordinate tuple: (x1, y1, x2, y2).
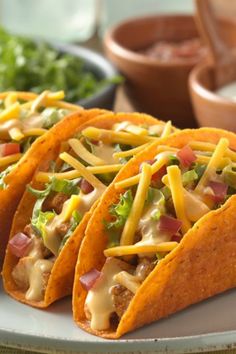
(104, 14, 205, 128)
(189, 62, 236, 132)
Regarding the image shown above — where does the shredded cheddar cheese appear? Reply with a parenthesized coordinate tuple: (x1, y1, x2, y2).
(104, 242, 178, 257)
(30, 91, 49, 112)
(115, 155, 167, 189)
(58, 195, 81, 222)
(124, 124, 148, 136)
(82, 127, 154, 146)
(0, 153, 22, 167)
(195, 138, 229, 193)
(113, 271, 140, 294)
(9, 127, 24, 141)
(112, 142, 151, 159)
(0, 102, 20, 123)
(23, 128, 47, 137)
(167, 165, 192, 233)
(35, 164, 123, 183)
(161, 120, 172, 138)
(120, 163, 152, 246)
(69, 138, 106, 166)
(4, 92, 18, 108)
(189, 140, 236, 162)
(59, 152, 106, 191)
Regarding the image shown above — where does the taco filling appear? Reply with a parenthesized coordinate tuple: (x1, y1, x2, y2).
(0, 90, 77, 186)
(8, 119, 174, 302)
(81, 137, 236, 331)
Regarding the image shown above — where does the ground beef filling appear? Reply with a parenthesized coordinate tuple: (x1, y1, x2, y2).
(110, 258, 155, 318)
(110, 284, 134, 318)
(42, 192, 69, 214)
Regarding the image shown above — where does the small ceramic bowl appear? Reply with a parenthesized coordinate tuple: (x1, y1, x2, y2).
(104, 14, 207, 128)
(189, 62, 236, 131)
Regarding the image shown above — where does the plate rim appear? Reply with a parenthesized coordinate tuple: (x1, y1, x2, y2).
(1, 326, 236, 354)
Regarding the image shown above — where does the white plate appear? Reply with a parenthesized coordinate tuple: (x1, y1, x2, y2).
(1, 280, 236, 353)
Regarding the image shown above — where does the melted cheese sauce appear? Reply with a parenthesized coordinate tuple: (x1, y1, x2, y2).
(184, 190, 210, 222)
(12, 236, 54, 302)
(93, 143, 119, 165)
(137, 193, 169, 246)
(148, 124, 164, 136)
(26, 259, 53, 301)
(86, 258, 131, 331)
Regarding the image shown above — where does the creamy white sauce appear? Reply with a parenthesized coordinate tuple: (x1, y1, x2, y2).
(77, 188, 102, 215)
(22, 113, 45, 129)
(148, 124, 164, 136)
(85, 258, 132, 331)
(93, 143, 119, 164)
(184, 189, 210, 222)
(216, 81, 236, 101)
(113, 121, 130, 132)
(155, 151, 176, 161)
(26, 259, 53, 301)
(136, 192, 169, 247)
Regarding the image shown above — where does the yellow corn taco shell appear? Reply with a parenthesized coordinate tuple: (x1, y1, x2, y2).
(0, 91, 105, 268)
(73, 127, 236, 338)
(2, 111, 167, 307)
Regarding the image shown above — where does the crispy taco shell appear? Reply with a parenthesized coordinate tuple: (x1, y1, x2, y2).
(73, 127, 236, 338)
(2, 111, 164, 307)
(0, 92, 105, 267)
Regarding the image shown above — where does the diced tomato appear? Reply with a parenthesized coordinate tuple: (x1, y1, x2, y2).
(159, 215, 182, 234)
(177, 145, 196, 167)
(80, 179, 94, 194)
(207, 181, 228, 203)
(80, 268, 101, 291)
(171, 234, 182, 242)
(152, 165, 167, 182)
(0, 143, 20, 157)
(8, 232, 32, 258)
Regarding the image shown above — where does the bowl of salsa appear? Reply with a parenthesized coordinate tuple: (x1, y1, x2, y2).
(104, 14, 208, 128)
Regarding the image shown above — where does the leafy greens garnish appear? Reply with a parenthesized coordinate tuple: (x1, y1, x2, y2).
(42, 108, 69, 129)
(0, 26, 122, 103)
(27, 176, 80, 198)
(105, 190, 133, 230)
(31, 210, 55, 238)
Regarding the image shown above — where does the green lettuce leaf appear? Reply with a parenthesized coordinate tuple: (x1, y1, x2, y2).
(106, 190, 133, 230)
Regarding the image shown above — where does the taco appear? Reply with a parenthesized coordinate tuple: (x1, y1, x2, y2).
(73, 127, 236, 338)
(0, 90, 86, 266)
(2, 111, 175, 307)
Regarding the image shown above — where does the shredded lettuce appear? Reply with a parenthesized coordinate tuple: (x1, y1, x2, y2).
(182, 170, 198, 186)
(167, 155, 180, 166)
(42, 108, 69, 129)
(223, 165, 236, 189)
(31, 210, 55, 237)
(27, 176, 79, 198)
(105, 190, 133, 230)
(50, 177, 80, 195)
(114, 143, 132, 164)
(194, 163, 206, 179)
(151, 209, 161, 221)
(161, 186, 171, 200)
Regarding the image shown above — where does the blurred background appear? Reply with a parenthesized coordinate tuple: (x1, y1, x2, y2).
(0, 0, 194, 43)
